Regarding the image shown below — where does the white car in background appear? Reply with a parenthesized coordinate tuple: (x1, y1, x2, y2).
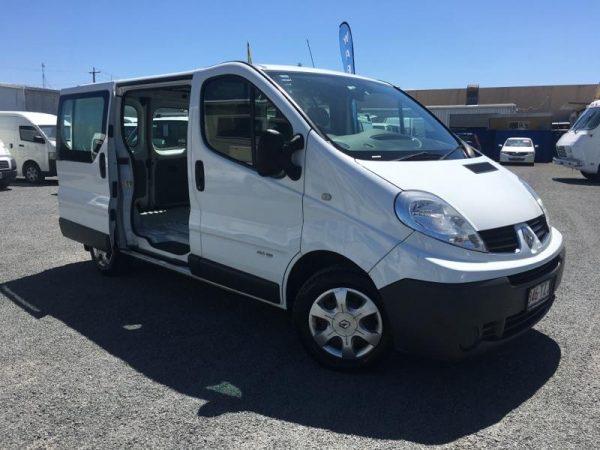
(499, 137, 537, 165)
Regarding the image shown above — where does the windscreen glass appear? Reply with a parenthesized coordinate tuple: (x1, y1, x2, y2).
(39, 125, 56, 140)
(572, 107, 600, 131)
(505, 138, 532, 147)
(267, 71, 464, 161)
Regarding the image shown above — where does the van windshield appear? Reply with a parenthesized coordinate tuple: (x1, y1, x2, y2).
(572, 107, 600, 131)
(39, 125, 56, 140)
(266, 71, 465, 161)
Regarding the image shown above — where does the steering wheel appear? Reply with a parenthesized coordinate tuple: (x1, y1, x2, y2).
(369, 132, 423, 149)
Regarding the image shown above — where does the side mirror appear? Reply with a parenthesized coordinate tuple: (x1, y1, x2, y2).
(498, 144, 503, 148)
(33, 135, 45, 144)
(255, 129, 303, 181)
(535, 145, 539, 148)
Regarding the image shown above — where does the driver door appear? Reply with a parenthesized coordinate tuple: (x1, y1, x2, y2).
(188, 63, 310, 303)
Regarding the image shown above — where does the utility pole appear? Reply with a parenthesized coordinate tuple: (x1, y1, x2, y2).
(41, 63, 46, 88)
(89, 66, 101, 83)
(306, 39, 315, 68)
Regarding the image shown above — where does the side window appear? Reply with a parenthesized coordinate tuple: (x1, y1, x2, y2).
(203, 75, 292, 167)
(152, 107, 188, 155)
(19, 125, 44, 143)
(58, 92, 108, 163)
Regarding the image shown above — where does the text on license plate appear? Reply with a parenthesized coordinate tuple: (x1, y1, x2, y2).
(528, 279, 552, 310)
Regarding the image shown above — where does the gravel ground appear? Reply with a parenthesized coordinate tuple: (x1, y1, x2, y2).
(0, 163, 598, 449)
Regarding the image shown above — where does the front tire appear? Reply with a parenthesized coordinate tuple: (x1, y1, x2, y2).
(23, 162, 44, 184)
(90, 245, 125, 276)
(293, 267, 391, 370)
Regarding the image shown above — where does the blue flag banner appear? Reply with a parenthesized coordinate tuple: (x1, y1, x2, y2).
(339, 22, 355, 74)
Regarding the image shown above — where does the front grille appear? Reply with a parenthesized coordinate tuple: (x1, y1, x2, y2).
(527, 215, 550, 242)
(556, 146, 567, 158)
(479, 214, 550, 253)
(483, 299, 553, 341)
(507, 255, 561, 286)
(0, 160, 9, 169)
(479, 225, 519, 253)
(504, 151, 525, 157)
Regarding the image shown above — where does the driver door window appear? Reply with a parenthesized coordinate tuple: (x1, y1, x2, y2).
(203, 75, 292, 167)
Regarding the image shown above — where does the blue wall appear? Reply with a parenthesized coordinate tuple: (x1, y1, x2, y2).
(453, 128, 563, 162)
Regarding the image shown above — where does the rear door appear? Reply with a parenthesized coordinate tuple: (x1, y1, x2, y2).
(56, 82, 116, 251)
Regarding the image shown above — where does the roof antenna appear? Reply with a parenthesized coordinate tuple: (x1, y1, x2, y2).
(306, 39, 315, 68)
(246, 42, 253, 64)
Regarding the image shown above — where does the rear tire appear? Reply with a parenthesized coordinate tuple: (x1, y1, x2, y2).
(292, 267, 392, 370)
(90, 245, 126, 276)
(581, 170, 600, 181)
(23, 162, 44, 184)
(0, 181, 8, 190)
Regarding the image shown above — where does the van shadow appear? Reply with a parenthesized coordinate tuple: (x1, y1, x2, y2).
(11, 178, 58, 187)
(553, 177, 600, 186)
(2, 261, 561, 444)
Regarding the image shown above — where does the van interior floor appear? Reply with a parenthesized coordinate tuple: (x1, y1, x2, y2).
(136, 206, 190, 255)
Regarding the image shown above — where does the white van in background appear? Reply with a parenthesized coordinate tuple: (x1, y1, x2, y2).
(0, 138, 17, 189)
(56, 63, 564, 369)
(554, 100, 600, 180)
(0, 112, 58, 183)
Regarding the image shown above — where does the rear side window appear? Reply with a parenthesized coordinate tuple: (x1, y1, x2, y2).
(58, 92, 108, 163)
(202, 75, 292, 167)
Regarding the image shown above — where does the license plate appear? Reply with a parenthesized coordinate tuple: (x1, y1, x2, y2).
(527, 279, 552, 310)
(510, 157, 524, 161)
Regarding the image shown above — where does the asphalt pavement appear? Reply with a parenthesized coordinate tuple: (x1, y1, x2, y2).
(0, 163, 598, 448)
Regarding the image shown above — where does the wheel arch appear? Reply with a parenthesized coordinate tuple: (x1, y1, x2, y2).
(284, 250, 375, 310)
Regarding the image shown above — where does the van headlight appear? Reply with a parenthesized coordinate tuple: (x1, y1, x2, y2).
(394, 190, 487, 252)
(519, 179, 549, 225)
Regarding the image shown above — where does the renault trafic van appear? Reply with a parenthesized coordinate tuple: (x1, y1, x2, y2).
(56, 63, 565, 369)
(554, 100, 600, 180)
(0, 111, 58, 183)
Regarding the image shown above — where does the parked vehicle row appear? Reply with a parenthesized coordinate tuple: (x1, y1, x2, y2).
(0, 111, 58, 183)
(55, 63, 564, 370)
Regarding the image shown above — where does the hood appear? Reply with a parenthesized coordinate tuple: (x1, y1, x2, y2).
(502, 146, 534, 152)
(357, 157, 543, 231)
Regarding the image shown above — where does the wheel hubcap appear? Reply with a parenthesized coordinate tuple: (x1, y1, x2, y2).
(26, 167, 37, 181)
(309, 287, 383, 360)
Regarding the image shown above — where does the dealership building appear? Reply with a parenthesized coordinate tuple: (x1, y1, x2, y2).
(407, 83, 600, 161)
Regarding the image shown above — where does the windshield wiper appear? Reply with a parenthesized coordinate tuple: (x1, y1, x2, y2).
(393, 151, 442, 161)
(439, 145, 467, 160)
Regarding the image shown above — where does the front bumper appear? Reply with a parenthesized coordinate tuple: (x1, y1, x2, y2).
(0, 168, 17, 183)
(499, 152, 535, 163)
(379, 249, 565, 360)
(553, 157, 583, 169)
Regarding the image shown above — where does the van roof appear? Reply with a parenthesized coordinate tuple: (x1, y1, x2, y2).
(62, 63, 389, 94)
(0, 111, 57, 125)
(589, 100, 600, 108)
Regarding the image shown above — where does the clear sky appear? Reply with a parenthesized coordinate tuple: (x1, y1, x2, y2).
(1, 0, 598, 90)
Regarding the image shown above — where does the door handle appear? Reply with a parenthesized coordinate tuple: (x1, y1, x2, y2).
(9, 143, 13, 149)
(195, 160, 204, 191)
(99, 153, 107, 178)
(18, 144, 24, 147)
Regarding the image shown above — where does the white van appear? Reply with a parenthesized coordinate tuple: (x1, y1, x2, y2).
(0, 111, 58, 183)
(0, 138, 17, 189)
(554, 100, 600, 180)
(56, 63, 565, 369)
